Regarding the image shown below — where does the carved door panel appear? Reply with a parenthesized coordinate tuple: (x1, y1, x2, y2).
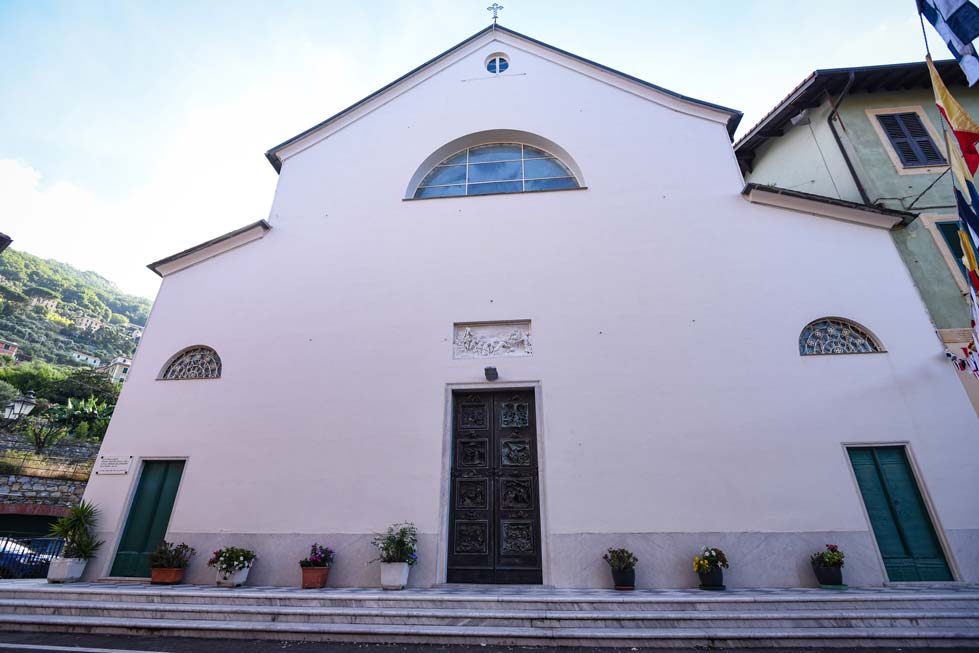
(448, 390, 542, 584)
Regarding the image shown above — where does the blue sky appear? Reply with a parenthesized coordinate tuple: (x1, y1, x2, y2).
(1, 0, 937, 298)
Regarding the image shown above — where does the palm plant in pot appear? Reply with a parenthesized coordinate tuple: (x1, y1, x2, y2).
(47, 500, 103, 583)
(371, 522, 417, 590)
(693, 546, 729, 590)
(207, 546, 256, 587)
(810, 544, 845, 587)
(148, 541, 195, 585)
(299, 543, 335, 589)
(602, 547, 638, 590)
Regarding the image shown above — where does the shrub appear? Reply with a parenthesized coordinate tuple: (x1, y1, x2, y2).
(207, 546, 256, 576)
(371, 522, 418, 565)
(602, 547, 638, 571)
(693, 546, 729, 573)
(299, 543, 335, 568)
(811, 544, 845, 568)
(149, 541, 196, 569)
(48, 500, 103, 559)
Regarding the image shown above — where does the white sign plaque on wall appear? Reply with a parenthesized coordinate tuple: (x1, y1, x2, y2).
(94, 455, 134, 475)
(453, 321, 532, 359)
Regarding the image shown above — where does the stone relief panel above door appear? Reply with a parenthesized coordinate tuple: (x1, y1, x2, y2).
(453, 321, 532, 359)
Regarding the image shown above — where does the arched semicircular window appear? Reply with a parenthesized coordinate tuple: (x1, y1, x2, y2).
(799, 318, 884, 356)
(413, 143, 580, 198)
(159, 346, 222, 380)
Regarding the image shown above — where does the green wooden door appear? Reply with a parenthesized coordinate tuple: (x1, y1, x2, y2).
(848, 447, 952, 581)
(110, 460, 184, 577)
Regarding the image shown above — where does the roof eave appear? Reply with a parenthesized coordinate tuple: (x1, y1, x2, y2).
(742, 183, 916, 229)
(148, 219, 272, 277)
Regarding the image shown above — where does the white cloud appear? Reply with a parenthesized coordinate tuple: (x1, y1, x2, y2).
(1, 47, 359, 300)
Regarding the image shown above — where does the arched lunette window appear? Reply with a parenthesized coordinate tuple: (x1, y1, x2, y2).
(158, 346, 222, 380)
(413, 143, 580, 199)
(799, 318, 885, 356)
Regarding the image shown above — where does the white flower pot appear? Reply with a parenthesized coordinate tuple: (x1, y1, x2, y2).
(216, 566, 250, 587)
(380, 562, 410, 590)
(47, 557, 88, 583)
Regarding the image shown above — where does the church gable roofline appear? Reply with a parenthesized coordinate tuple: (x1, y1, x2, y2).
(264, 24, 743, 173)
(148, 219, 271, 278)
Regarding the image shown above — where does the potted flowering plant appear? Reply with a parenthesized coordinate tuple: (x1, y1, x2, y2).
(371, 522, 418, 590)
(47, 501, 104, 583)
(602, 547, 638, 590)
(810, 544, 845, 587)
(693, 546, 729, 590)
(207, 546, 256, 587)
(299, 543, 335, 589)
(148, 541, 196, 585)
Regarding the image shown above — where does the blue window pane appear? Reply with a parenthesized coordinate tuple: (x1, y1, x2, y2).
(415, 185, 465, 198)
(525, 177, 578, 191)
(523, 146, 549, 159)
(468, 160, 521, 182)
(497, 58, 509, 72)
(524, 157, 571, 179)
(420, 164, 466, 186)
(468, 181, 522, 195)
(441, 151, 467, 165)
(468, 143, 522, 162)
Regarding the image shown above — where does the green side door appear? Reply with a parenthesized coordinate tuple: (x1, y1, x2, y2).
(848, 447, 952, 581)
(110, 460, 185, 577)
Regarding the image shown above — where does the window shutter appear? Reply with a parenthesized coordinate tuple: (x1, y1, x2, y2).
(877, 112, 946, 167)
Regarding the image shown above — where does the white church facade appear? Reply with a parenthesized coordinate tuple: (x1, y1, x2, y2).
(82, 25, 979, 589)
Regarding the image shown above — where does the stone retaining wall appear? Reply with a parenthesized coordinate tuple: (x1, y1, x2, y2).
(0, 474, 86, 509)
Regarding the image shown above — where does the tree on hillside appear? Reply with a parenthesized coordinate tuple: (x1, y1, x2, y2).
(108, 313, 128, 325)
(0, 380, 17, 411)
(24, 286, 59, 299)
(46, 368, 119, 405)
(0, 360, 68, 397)
(0, 286, 28, 304)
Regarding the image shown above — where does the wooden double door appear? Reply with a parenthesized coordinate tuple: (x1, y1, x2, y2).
(110, 460, 184, 577)
(848, 447, 952, 581)
(447, 390, 542, 584)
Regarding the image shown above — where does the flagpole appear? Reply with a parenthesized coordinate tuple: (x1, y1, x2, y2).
(918, 7, 932, 57)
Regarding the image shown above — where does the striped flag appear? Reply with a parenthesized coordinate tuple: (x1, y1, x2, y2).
(929, 55, 979, 173)
(919, 0, 979, 85)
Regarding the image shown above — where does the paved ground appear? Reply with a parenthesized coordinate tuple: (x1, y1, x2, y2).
(0, 633, 977, 653)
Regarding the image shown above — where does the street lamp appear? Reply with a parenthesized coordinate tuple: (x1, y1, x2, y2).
(2, 391, 36, 421)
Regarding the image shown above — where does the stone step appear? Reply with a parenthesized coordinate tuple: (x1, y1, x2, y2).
(3, 598, 978, 630)
(0, 585, 977, 612)
(0, 612, 977, 648)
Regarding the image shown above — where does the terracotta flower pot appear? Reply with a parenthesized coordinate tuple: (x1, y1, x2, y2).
(301, 566, 330, 589)
(151, 568, 186, 585)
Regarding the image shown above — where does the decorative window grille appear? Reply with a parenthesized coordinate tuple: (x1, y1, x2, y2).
(876, 113, 945, 167)
(159, 346, 222, 380)
(414, 143, 579, 198)
(799, 318, 884, 356)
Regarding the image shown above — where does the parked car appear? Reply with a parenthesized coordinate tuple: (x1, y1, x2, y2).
(0, 537, 60, 578)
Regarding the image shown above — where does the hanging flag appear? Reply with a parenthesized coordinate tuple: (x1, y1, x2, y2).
(929, 55, 979, 173)
(919, 0, 979, 85)
(945, 133, 979, 242)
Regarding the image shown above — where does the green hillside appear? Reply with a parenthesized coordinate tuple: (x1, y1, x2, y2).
(0, 249, 152, 366)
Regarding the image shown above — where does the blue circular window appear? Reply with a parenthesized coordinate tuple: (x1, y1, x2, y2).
(487, 55, 509, 74)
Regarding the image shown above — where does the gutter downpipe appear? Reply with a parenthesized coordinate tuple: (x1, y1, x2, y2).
(826, 72, 871, 205)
